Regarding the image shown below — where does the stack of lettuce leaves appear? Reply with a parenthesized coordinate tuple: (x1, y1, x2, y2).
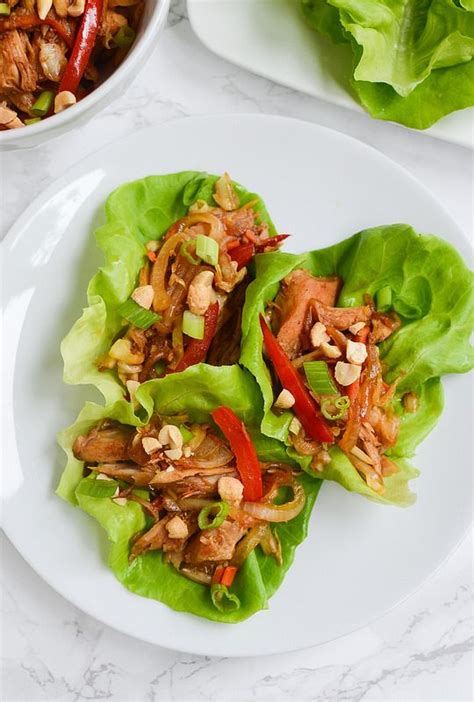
(301, 0, 474, 128)
(59, 172, 473, 621)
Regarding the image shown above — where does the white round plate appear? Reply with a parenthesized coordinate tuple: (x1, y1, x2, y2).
(2, 114, 472, 657)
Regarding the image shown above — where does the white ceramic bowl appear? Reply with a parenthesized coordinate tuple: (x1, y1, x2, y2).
(0, 0, 169, 151)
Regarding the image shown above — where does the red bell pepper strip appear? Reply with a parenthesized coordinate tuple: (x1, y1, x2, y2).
(0, 15, 74, 47)
(346, 379, 360, 404)
(259, 315, 334, 444)
(211, 565, 238, 587)
(172, 301, 219, 373)
(58, 0, 103, 95)
(211, 406, 263, 502)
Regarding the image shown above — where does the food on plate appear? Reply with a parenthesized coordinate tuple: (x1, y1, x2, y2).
(58, 365, 320, 622)
(61, 171, 286, 404)
(0, 0, 142, 129)
(301, 0, 474, 129)
(241, 224, 474, 505)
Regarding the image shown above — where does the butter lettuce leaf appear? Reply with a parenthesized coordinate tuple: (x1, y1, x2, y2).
(301, 0, 474, 127)
(57, 365, 321, 622)
(61, 172, 276, 405)
(240, 224, 473, 505)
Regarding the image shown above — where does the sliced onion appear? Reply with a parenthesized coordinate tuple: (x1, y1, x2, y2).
(180, 213, 225, 243)
(179, 567, 212, 585)
(150, 232, 186, 311)
(242, 479, 305, 523)
(150, 465, 234, 485)
(232, 523, 268, 566)
(213, 173, 239, 211)
(178, 434, 234, 470)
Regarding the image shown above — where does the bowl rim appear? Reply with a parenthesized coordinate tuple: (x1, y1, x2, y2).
(0, 0, 170, 145)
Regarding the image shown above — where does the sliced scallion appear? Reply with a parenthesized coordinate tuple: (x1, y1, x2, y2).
(375, 286, 392, 312)
(179, 424, 194, 444)
(210, 583, 240, 612)
(113, 25, 136, 48)
(196, 234, 219, 266)
(198, 501, 229, 530)
(0, 3, 11, 15)
(304, 361, 339, 397)
(182, 310, 204, 339)
(321, 395, 350, 420)
(180, 240, 200, 265)
(24, 117, 42, 125)
(30, 90, 54, 117)
(118, 298, 160, 330)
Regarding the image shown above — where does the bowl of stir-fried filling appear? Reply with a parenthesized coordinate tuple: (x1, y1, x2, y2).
(0, 0, 169, 148)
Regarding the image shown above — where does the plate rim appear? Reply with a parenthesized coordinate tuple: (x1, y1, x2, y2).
(2, 113, 472, 656)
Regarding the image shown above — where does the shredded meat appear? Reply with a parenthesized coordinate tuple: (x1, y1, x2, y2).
(73, 421, 134, 463)
(0, 29, 38, 93)
(371, 312, 401, 343)
(184, 519, 244, 564)
(207, 276, 249, 365)
(275, 270, 342, 358)
(311, 300, 373, 330)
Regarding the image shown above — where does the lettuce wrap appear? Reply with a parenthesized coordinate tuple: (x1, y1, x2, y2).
(240, 224, 474, 506)
(301, 0, 474, 128)
(61, 172, 277, 405)
(57, 365, 321, 623)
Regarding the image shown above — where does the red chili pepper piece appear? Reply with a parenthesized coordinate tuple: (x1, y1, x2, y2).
(0, 15, 74, 47)
(58, 0, 103, 95)
(172, 302, 219, 373)
(259, 315, 334, 444)
(229, 242, 255, 270)
(211, 406, 263, 502)
(254, 234, 290, 252)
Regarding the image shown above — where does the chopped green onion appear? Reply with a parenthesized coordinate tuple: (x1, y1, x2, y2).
(154, 360, 167, 377)
(180, 240, 200, 265)
(24, 117, 42, 125)
(0, 3, 11, 15)
(210, 583, 240, 612)
(182, 310, 204, 339)
(113, 25, 136, 48)
(179, 424, 194, 444)
(375, 286, 392, 312)
(30, 90, 54, 117)
(118, 298, 160, 330)
(304, 361, 339, 396)
(196, 234, 219, 266)
(198, 501, 229, 530)
(76, 476, 118, 499)
(321, 396, 350, 420)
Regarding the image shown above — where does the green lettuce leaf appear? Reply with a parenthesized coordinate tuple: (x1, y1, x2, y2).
(57, 365, 321, 622)
(61, 172, 276, 405)
(332, 0, 474, 97)
(301, 0, 474, 127)
(240, 224, 473, 505)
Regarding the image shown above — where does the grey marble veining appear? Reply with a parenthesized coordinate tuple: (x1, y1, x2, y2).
(1, 2, 473, 700)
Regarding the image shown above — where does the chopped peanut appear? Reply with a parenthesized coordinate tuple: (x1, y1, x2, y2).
(348, 322, 366, 335)
(320, 342, 342, 359)
(310, 322, 330, 348)
(54, 90, 76, 114)
(187, 270, 215, 316)
(218, 476, 244, 505)
(274, 389, 296, 409)
(166, 516, 189, 539)
(335, 362, 361, 386)
(158, 425, 183, 449)
(346, 339, 368, 365)
(131, 285, 154, 310)
(142, 436, 162, 455)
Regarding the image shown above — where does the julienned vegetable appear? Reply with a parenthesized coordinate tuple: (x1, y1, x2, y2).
(173, 302, 219, 372)
(30, 91, 54, 117)
(58, 0, 104, 96)
(196, 234, 219, 266)
(58, 361, 319, 623)
(241, 223, 474, 506)
(212, 406, 264, 501)
(183, 311, 205, 340)
(259, 316, 334, 444)
(301, 0, 474, 129)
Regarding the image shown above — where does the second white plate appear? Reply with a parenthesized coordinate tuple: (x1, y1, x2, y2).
(2, 114, 472, 656)
(188, 0, 474, 149)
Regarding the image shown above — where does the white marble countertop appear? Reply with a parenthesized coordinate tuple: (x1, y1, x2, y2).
(1, 2, 473, 699)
